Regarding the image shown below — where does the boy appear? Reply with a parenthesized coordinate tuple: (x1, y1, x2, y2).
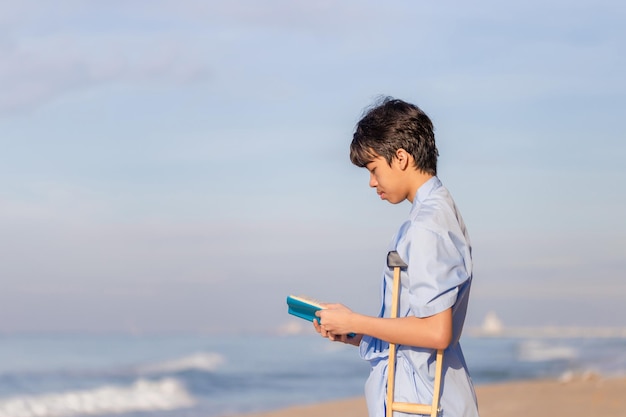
(314, 97, 479, 417)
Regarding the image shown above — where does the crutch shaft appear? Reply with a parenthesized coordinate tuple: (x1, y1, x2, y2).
(386, 263, 403, 417)
(385, 251, 443, 417)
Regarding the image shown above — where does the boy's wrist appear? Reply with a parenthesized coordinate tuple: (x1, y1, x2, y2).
(350, 312, 367, 336)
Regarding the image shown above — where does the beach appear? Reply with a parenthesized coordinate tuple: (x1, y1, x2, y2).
(1, 334, 625, 417)
(225, 375, 626, 417)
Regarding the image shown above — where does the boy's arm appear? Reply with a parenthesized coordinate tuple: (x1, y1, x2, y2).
(317, 304, 452, 350)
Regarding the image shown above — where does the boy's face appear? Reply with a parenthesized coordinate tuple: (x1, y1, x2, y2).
(365, 154, 410, 204)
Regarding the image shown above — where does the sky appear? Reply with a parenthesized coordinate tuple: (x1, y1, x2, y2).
(0, 0, 625, 334)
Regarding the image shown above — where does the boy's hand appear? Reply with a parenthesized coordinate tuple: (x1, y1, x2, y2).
(313, 303, 362, 346)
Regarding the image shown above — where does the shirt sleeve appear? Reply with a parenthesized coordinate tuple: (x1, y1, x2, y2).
(404, 225, 470, 318)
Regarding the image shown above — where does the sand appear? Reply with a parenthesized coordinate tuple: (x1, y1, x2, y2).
(225, 374, 626, 417)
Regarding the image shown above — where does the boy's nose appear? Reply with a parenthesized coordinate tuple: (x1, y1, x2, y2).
(369, 173, 377, 188)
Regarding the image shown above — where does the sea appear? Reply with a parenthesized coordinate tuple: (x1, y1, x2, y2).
(0, 332, 625, 417)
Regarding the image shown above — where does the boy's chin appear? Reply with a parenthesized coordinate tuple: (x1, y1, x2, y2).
(386, 197, 406, 205)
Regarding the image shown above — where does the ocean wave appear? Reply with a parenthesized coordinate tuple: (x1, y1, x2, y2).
(0, 377, 195, 417)
(137, 352, 225, 374)
(517, 340, 578, 362)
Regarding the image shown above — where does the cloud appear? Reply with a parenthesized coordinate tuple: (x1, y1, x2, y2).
(3, 0, 622, 115)
(0, 34, 211, 113)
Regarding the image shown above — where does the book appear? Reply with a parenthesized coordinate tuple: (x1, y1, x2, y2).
(286, 295, 356, 337)
(286, 295, 324, 323)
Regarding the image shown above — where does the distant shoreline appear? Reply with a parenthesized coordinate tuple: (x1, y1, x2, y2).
(468, 311, 626, 339)
(466, 326, 626, 338)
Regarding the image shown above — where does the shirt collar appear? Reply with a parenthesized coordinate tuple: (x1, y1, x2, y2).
(411, 176, 441, 210)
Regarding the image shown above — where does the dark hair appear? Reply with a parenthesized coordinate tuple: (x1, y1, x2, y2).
(350, 97, 438, 175)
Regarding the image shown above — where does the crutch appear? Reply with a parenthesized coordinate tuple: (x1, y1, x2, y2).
(386, 251, 444, 417)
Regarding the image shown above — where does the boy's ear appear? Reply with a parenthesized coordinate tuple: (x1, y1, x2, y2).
(395, 149, 410, 170)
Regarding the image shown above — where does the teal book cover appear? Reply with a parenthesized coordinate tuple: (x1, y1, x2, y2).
(286, 295, 323, 322)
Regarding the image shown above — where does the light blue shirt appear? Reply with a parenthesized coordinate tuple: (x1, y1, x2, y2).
(359, 177, 479, 417)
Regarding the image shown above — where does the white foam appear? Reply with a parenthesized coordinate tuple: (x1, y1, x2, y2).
(517, 340, 578, 362)
(0, 378, 195, 417)
(137, 352, 225, 374)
